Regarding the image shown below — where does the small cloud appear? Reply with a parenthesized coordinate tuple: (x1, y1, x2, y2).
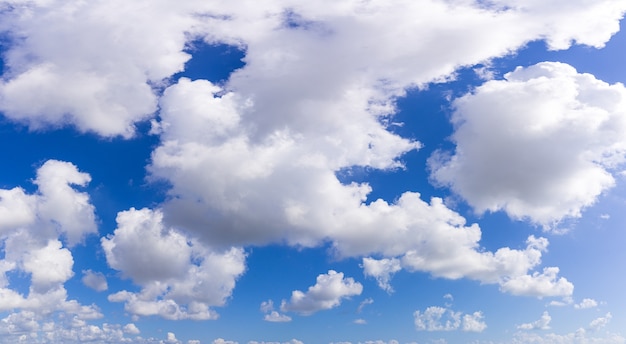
(354, 318, 367, 325)
(260, 300, 274, 313)
(280, 270, 362, 315)
(600, 214, 610, 220)
(81, 270, 108, 292)
(414, 306, 486, 333)
(589, 312, 612, 331)
(362, 258, 401, 293)
(574, 298, 598, 309)
(123, 323, 140, 335)
(357, 298, 374, 313)
(517, 311, 551, 330)
(264, 311, 292, 323)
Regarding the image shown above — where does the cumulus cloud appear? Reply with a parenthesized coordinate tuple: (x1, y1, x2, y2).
(264, 311, 292, 323)
(0, 3, 622, 338)
(0, 311, 142, 344)
(116, 0, 626, 302)
(102, 208, 246, 320)
(81, 270, 108, 292)
(430, 62, 626, 227)
(589, 312, 612, 331)
(362, 258, 401, 293)
(0, 0, 231, 137)
(123, 323, 140, 335)
(414, 306, 486, 332)
(280, 270, 362, 315)
(575, 298, 598, 309)
(518, 311, 552, 330)
(0, 160, 100, 319)
(149, 75, 576, 299)
(500, 267, 574, 298)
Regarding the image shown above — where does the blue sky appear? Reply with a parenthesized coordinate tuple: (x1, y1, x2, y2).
(0, 1, 625, 343)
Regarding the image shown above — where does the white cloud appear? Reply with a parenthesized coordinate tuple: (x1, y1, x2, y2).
(589, 312, 612, 331)
(518, 311, 552, 330)
(354, 318, 367, 325)
(357, 298, 374, 313)
(127, 1, 623, 302)
(0, 312, 143, 344)
(260, 300, 275, 313)
(280, 270, 362, 315)
(264, 311, 292, 323)
(513, 328, 626, 344)
(102, 207, 246, 320)
(362, 257, 401, 293)
(81, 270, 108, 292)
(123, 323, 140, 335)
(0, 160, 100, 320)
(463, 312, 487, 332)
(414, 306, 486, 332)
(213, 339, 238, 344)
(0, 0, 228, 137)
(575, 298, 599, 309)
(430, 61, 626, 227)
(500, 267, 574, 298)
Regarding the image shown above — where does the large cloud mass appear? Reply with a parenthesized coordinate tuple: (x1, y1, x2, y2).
(430, 62, 626, 226)
(1, 0, 624, 136)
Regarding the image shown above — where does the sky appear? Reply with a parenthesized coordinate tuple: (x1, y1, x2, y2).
(0, 1, 625, 343)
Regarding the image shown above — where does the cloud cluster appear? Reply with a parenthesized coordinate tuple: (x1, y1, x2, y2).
(102, 208, 246, 320)
(413, 306, 486, 332)
(0, 310, 144, 344)
(0, 0, 624, 335)
(430, 62, 626, 227)
(0, 160, 99, 316)
(152, 79, 574, 298)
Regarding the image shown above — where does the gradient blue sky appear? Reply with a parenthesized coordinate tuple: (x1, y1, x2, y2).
(0, 1, 625, 343)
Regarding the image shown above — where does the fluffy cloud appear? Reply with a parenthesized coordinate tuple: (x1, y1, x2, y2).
(260, 300, 292, 322)
(500, 267, 574, 298)
(575, 298, 598, 309)
(589, 312, 612, 331)
(150, 76, 574, 298)
(518, 311, 552, 330)
(280, 270, 362, 315)
(0, 0, 227, 137)
(0, 311, 143, 344)
(264, 311, 292, 323)
(123, 323, 140, 335)
(414, 306, 486, 332)
(0, 0, 621, 137)
(102, 207, 246, 320)
(430, 62, 626, 227)
(81, 270, 108, 292)
(362, 258, 401, 293)
(0, 160, 99, 318)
